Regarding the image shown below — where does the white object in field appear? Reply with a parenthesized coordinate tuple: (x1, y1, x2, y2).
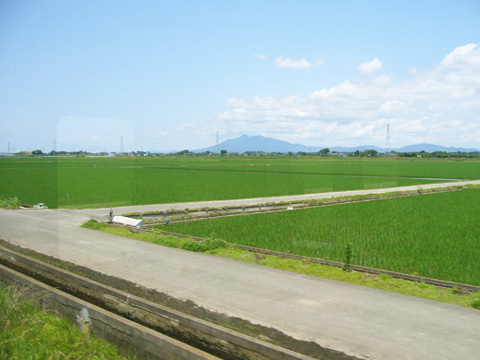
(112, 215, 143, 227)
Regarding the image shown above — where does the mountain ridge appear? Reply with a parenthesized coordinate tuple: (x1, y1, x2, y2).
(193, 135, 479, 154)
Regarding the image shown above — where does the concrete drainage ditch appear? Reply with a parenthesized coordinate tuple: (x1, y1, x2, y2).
(0, 244, 361, 360)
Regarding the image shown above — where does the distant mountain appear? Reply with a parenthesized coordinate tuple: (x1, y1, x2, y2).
(194, 135, 322, 153)
(395, 143, 479, 153)
(193, 135, 479, 154)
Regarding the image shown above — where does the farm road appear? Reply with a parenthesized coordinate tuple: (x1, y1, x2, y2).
(77, 179, 480, 219)
(0, 180, 480, 360)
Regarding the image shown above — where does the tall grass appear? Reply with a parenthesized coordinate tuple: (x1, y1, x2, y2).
(0, 286, 131, 359)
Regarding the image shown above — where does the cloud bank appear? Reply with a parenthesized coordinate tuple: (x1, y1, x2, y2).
(211, 44, 480, 148)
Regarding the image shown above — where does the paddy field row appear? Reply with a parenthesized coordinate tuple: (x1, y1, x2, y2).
(162, 187, 480, 286)
(0, 156, 471, 209)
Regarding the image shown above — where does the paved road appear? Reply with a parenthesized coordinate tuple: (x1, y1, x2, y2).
(1, 181, 480, 359)
(77, 179, 480, 219)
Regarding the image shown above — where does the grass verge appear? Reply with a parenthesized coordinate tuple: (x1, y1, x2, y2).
(0, 285, 133, 360)
(82, 219, 227, 252)
(82, 219, 480, 310)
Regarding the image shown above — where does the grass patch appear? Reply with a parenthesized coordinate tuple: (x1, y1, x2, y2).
(81, 218, 105, 230)
(0, 286, 133, 359)
(83, 220, 480, 310)
(82, 220, 227, 253)
(0, 197, 21, 209)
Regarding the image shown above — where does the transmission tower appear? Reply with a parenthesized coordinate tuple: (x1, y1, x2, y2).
(385, 124, 391, 157)
(120, 136, 124, 155)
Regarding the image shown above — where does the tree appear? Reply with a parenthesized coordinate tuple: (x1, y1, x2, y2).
(362, 149, 378, 157)
(32, 149, 43, 155)
(319, 148, 330, 156)
(220, 149, 227, 155)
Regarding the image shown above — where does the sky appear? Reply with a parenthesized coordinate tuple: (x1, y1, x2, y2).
(1, 0, 479, 153)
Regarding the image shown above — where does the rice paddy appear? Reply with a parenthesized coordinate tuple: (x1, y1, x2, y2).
(0, 156, 464, 209)
(1, 155, 479, 285)
(164, 188, 480, 285)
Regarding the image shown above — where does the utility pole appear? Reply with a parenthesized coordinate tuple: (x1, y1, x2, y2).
(385, 124, 391, 157)
(216, 131, 219, 155)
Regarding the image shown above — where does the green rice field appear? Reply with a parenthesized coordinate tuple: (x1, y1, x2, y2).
(164, 188, 480, 286)
(1, 156, 479, 285)
(1, 156, 475, 209)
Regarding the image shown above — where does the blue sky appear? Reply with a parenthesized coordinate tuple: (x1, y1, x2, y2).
(1, 1, 479, 152)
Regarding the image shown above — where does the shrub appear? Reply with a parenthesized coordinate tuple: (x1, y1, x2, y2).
(180, 238, 227, 252)
(81, 219, 104, 230)
(343, 243, 353, 272)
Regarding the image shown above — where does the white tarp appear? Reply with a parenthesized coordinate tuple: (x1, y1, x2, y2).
(112, 215, 143, 227)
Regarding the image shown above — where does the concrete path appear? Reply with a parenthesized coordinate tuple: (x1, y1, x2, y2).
(1, 182, 480, 359)
(77, 179, 480, 219)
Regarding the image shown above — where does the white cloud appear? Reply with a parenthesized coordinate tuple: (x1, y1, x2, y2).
(254, 53, 269, 60)
(180, 123, 197, 130)
(441, 43, 480, 68)
(225, 98, 248, 107)
(379, 100, 406, 115)
(209, 44, 480, 148)
(274, 57, 313, 69)
(407, 67, 417, 75)
(373, 74, 393, 85)
(310, 81, 357, 99)
(358, 57, 382, 74)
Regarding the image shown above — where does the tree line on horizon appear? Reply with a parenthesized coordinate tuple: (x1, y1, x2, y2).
(4, 148, 480, 159)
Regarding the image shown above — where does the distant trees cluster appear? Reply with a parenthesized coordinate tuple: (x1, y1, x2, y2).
(392, 150, 479, 159)
(8, 148, 480, 159)
(170, 149, 480, 158)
